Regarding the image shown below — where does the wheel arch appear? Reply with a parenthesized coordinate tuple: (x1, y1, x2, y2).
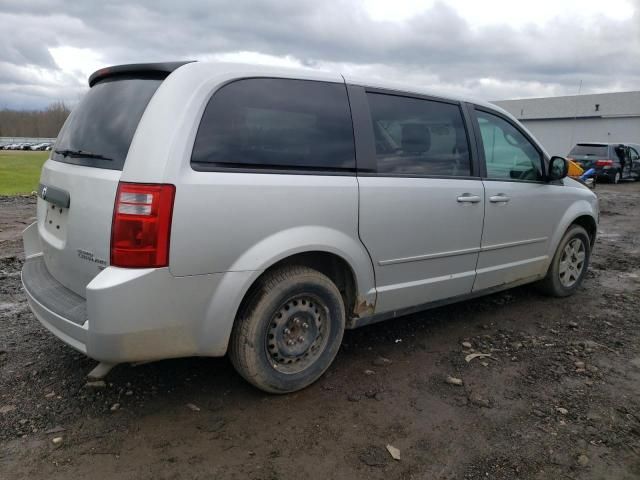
(546, 200, 598, 270)
(571, 214, 597, 247)
(198, 228, 377, 356)
(246, 251, 360, 316)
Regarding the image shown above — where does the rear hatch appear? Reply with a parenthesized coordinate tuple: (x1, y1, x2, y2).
(38, 73, 165, 297)
(568, 143, 610, 169)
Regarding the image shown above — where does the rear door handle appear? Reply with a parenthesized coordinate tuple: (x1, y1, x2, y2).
(489, 193, 511, 203)
(457, 193, 481, 203)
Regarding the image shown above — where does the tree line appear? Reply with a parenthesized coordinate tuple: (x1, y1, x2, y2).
(0, 102, 70, 138)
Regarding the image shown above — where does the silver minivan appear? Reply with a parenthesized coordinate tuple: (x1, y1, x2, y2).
(22, 61, 598, 393)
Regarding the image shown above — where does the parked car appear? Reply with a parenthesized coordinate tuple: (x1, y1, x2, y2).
(5, 142, 33, 150)
(568, 142, 640, 183)
(29, 142, 53, 151)
(22, 62, 599, 393)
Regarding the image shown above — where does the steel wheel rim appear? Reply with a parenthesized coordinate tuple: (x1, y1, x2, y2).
(265, 294, 330, 374)
(558, 238, 586, 287)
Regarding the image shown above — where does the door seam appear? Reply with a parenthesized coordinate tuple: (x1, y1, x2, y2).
(471, 179, 487, 292)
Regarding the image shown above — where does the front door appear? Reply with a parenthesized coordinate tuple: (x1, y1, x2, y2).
(356, 91, 485, 314)
(472, 108, 567, 291)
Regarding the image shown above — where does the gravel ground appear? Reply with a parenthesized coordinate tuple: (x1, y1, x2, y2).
(1, 183, 640, 479)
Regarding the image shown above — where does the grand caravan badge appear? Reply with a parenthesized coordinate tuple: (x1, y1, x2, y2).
(77, 249, 107, 267)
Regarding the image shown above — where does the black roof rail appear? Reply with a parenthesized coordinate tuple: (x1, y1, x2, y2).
(88, 61, 196, 87)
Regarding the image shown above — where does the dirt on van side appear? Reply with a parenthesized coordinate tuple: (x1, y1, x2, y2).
(1, 182, 640, 480)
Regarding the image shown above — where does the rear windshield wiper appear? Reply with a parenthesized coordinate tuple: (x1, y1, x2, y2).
(54, 149, 113, 161)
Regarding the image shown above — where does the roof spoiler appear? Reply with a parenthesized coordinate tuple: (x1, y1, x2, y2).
(88, 61, 196, 87)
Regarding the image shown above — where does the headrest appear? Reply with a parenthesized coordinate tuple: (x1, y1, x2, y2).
(401, 124, 430, 153)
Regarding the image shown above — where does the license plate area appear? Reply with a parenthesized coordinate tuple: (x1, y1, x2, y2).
(44, 202, 68, 238)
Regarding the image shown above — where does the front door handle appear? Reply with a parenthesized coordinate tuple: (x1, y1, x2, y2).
(457, 193, 481, 203)
(489, 193, 511, 203)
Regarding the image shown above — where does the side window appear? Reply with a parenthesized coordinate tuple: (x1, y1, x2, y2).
(630, 147, 640, 161)
(366, 93, 471, 176)
(191, 78, 355, 171)
(476, 110, 543, 181)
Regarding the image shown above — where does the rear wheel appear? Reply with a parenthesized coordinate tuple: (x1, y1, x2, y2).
(613, 170, 621, 184)
(538, 225, 590, 297)
(229, 266, 345, 393)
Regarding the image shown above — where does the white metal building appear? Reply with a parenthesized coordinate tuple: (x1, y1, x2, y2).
(493, 91, 640, 156)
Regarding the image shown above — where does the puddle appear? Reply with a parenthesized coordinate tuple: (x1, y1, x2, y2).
(0, 301, 25, 315)
(598, 270, 640, 291)
(597, 233, 621, 240)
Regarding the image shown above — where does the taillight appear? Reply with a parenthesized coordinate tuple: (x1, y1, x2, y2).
(595, 159, 613, 166)
(111, 182, 176, 268)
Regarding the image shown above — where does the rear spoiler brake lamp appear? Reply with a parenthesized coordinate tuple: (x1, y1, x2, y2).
(88, 61, 196, 87)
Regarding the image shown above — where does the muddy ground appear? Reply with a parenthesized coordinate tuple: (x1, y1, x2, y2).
(1, 183, 639, 480)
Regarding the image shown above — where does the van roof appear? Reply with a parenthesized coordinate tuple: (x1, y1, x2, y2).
(577, 142, 640, 147)
(89, 61, 504, 115)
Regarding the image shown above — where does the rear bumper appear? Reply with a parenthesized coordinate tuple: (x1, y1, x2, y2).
(22, 258, 89, 354)
(21, 254, 209, 362)
(591, 167, 616, 180)
(21, 223, 256, 363)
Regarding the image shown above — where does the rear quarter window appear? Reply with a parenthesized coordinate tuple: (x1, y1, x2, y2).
(191, 78, 355, 173)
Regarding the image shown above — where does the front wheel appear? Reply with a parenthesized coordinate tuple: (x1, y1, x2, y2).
(229, 265, 345, 393)
(538, 225, 591, 297)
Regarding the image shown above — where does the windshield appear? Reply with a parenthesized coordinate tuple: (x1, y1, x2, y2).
(53, 77, 162, 170)
(569, 144, 609, 157)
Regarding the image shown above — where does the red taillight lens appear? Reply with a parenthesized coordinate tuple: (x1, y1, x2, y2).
(110, 182, 176, 268)
(595, 159, 613, 166)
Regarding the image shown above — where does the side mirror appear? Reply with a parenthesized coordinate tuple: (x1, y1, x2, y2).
(548, 156, 568, 181)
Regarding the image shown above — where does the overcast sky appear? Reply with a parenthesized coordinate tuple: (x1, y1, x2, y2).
(1, 0, 638, 110)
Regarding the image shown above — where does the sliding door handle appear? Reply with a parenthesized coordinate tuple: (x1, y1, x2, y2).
(489, 194, 511, 203)
(457, 193, 481, 203)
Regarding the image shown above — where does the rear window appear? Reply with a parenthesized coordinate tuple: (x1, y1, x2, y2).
(52, 77, 162, 170)
(569, 144, 609, 157)
(191, 78, 355, 172)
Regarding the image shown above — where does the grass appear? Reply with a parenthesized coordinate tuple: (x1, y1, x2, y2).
(0, 150, 49, 195)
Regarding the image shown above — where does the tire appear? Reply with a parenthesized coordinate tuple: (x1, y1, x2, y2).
(229, 265, 346, 393)
(613, 170, 621, 184)
(538, 225, 591, 297)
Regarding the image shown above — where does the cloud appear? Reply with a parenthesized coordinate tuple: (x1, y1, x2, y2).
(0, 0, 638, 109)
